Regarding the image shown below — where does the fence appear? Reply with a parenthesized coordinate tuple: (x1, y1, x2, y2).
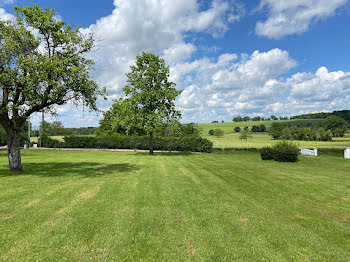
(300, 148, 318, 156)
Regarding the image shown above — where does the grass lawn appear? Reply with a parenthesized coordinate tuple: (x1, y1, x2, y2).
(1, 150, 350, 261)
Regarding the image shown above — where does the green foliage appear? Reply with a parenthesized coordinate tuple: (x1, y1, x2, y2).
(208, 129, 214, 136)
(0, 4, 104, 171)
(234, 127, 241, 132)
(323, 116, 348, 137)
(271, 141, 300, 162)
(269, 122, 285, 139)
(260, 146, 274, 160)
(213, 129, 224, 138)
(239, 129, 252, 141)
(251, 124, 266, 132)
(61, 135, 213, 153)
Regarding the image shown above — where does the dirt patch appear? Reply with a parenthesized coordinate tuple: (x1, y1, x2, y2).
(185, 237, 197, 256)
(24, 199, 41, 208)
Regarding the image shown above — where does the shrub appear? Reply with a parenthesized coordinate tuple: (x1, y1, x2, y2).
(272, 141, 299, 162)
(62, 135, 213, 153)
(260, 147, 274, 160)
(208, 129, 214, 135)
(234, 127, 241, 132)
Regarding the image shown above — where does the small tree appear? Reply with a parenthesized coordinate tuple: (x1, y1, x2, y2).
(208, 129, 214, 136)
(213, 129, 224, 138)
(240, 129, 252, 141)
(122, 52, 182, 154)
(234, 126, 241, 132)
(0, 5, 103, 172)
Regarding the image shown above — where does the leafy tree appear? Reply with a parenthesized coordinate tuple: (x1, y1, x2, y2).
(212, 120, 219, 123)
(208, 129, 214, 136)
(252, 116, 262, 121)
(234, 126, 241, 132)
(243, 116, 251, 122)
(0, 5, 103, 171)
(239, 129, 252, 141)
(251, 125, 258, 132)
(269, 122, 285, 139)
(323, 116, 348, 137)
(271, 115, 278, 120)
(213, 128, 224, 138)
(232, 116, 242, 122)
(258, 124, 266, 132)
(121, 52, 182, 154)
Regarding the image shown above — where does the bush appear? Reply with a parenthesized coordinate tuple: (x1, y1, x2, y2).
(234, 127, 241, 132)
(62, 135, 213, 153)
(272, 141, 299, 162)
(208, 129, 214, 135)
(260, 147, 274, 160)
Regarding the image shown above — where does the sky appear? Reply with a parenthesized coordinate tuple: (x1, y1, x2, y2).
(1, 0, 350, 127)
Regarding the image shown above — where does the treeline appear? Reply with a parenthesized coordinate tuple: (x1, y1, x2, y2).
(269, 116, 348, 141)
(31, 121, 97, 136)
(291, 110, 350, 122)
(232, 115, 288, 122)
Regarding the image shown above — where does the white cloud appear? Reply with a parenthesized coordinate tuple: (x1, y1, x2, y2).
(255, 0, 348, 39)
(82, 0, 241, 96)
(0, 8, 14, 20)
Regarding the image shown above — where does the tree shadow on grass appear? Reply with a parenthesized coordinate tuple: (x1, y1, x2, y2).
(0, 162, 140, 178)
(134, 151, 194, 157)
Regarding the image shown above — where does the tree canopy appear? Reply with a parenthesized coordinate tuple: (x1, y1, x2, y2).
(0, 4, 104, 171)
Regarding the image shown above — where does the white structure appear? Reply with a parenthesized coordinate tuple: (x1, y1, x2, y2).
(32, 144, 38, 148)
(345, 148, 350, 159)
(300, 148, 318, 156)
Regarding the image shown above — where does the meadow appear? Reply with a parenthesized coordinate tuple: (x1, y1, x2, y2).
(199, 120, 350, 149)
(1, 150, 349, 261)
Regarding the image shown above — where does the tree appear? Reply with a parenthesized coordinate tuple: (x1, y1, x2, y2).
(269, 122, 285, 139)
(122, 52, 182, 155)
(258, 124, 266, 132)
(208, 129, 214, 136)
(271, 115, 278, 120)
(213, 129, 224, 138)
(234, 126, 241, 132)
(239, 129, 252, 141)
(0, 5, 103, 171)
(323, 116, 348, 137)
(232, 116, 242, 122)
(243, 116, 251, 122)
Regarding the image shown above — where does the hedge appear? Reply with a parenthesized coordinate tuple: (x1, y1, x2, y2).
(49, 135, 213, 153)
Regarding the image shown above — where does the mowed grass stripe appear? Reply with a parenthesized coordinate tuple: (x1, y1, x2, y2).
(0, 150, 349, 261)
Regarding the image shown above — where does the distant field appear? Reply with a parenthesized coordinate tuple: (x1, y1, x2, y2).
(199, 120, 350, 149)
(199, 119, 323, 135)
(202, 132, 350, 149)
(30, 136, 65, 143)
(1, 150, 349, 261)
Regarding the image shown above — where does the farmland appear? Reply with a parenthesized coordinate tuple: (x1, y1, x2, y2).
(199, 120, 350, 149)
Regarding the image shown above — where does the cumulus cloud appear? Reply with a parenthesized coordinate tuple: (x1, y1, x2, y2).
(0, 8, 14, 20)
(83, 0, 242, 96)
(255, 0, 348, 39)
(175, 48, 297, 120)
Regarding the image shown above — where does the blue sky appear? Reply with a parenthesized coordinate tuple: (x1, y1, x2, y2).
(1, 0, 350, 127)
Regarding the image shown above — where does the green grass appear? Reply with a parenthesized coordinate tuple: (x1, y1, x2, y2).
(1, 150, 350, 261)
(203, 132, 350, 149)
(199, 119, 323, 135)
(30, 136, 65, 143)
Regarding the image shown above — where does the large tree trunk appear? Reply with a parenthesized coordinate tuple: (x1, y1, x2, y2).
(7, 129, 22, 172)
(149, 131, 154, 155)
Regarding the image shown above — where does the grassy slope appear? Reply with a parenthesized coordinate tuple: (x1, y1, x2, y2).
(1, 150, 350, 261)
(199, 120, 350, 149)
